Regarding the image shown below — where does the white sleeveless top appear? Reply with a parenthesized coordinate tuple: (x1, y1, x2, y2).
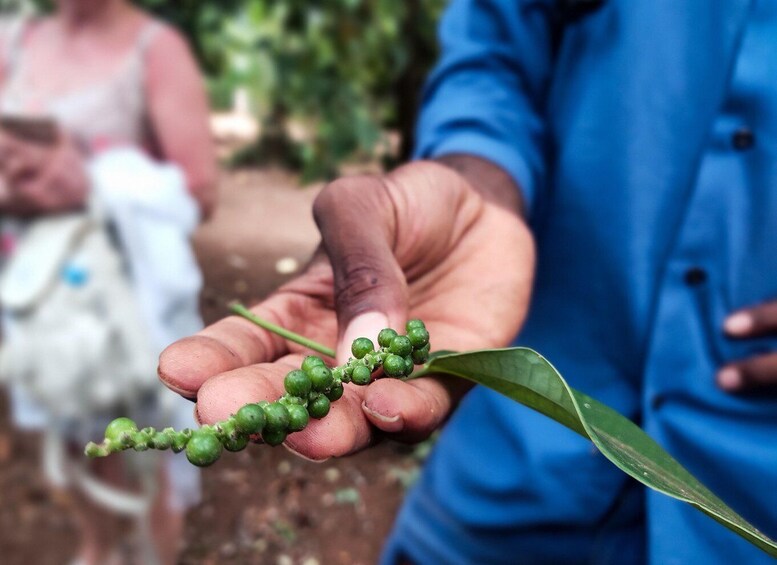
(0, 18, 161, 150)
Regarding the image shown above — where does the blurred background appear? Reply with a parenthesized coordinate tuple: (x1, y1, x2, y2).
(0, 0, 446, 563)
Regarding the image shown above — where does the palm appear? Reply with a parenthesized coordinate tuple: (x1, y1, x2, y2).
(159, 162, 534, 459)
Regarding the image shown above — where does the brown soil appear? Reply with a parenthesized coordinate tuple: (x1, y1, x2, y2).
(0, 168, 419, 565)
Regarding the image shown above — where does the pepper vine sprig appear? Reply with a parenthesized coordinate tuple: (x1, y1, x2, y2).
(84, 307, 430, 467)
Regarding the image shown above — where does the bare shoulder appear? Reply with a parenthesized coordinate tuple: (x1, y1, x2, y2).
(140, 16, 197, 62)
(134, 12, 204, 95)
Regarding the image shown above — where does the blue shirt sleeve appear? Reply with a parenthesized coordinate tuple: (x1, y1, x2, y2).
(414, 0, 557, 211)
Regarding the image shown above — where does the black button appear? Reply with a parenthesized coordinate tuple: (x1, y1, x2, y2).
(684, 267, 707, 286)
(651, 395, 666, 411)
(732, 127, 755, 150)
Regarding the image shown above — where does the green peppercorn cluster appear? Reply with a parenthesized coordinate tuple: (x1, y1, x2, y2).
(84, 320, 430, 467)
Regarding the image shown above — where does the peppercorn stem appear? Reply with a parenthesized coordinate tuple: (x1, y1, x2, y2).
(86, 319, 431, 465)
(228, 301, 336, 358)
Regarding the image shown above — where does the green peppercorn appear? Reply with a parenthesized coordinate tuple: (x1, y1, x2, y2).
(326, 381, 344, 401)
(151, 433, 171, 450)
(262, 428, 288, 446)
(351, 337, 374, 359)
(389, 335, 413, 357)
(235, 403, 266, 435)
(216, 421, 246, 451)
(284, 369, 312, 397)
(170, 432, 189, 453)
(263, 402, 291, 433)
(308, 394, 331, 419)
(377, 328, 399, 348)
(309, 365, 334, 392)
(84, 319, 434, 465)
(216, 419, 237, 438)
(84, 443, 102, 457)
(383, 354, 406, 377)
(411, 343, 431, 364)
(185, 429, 223, 467)
(104, 417, 138, 443)
(222, 434, 249, 452)
(287, 404, 310, 432)
(407, 327, 430, 349)
(351, 364, 372, 386)
(301, 355, 326, 374)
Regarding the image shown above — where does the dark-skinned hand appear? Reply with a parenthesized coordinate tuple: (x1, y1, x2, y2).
(158, 158, 536, 460)
(719, 301, 777, 391)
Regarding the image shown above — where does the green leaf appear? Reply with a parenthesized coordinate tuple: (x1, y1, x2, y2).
(414, 348, 777, 557)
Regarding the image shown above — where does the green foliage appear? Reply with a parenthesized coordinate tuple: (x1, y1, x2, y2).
(209, 0, 446, 181)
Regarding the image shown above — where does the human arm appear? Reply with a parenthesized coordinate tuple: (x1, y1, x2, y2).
(157, 0, 556, 459)
(159, 158, 535, 459)
(144, 25, 218, 218)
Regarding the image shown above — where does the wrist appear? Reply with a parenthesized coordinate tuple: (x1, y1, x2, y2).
(433, 153, 526, 217)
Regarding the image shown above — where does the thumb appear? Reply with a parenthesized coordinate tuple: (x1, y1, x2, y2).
(312, 175, 408, 363)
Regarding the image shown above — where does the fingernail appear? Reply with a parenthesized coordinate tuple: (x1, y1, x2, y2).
(718, 367, 742, 390)
(362, 401, 404, 434)
(361, 401, 400, 424)
(283, 443, 329, 463)
(338, 312, 390, 364)
(725, 312, 753, 335)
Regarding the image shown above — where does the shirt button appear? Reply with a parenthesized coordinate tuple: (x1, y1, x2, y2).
(732, 127, 755, 150)
(684, 267, 707, 286)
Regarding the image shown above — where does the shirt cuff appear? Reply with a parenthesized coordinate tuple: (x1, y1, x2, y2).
(414, 132, 538, 214)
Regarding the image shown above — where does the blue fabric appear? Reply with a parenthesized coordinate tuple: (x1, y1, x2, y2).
(388, 0, 777, 563)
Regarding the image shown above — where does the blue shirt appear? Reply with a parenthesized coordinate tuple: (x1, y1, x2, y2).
(385, 1, 777, 563)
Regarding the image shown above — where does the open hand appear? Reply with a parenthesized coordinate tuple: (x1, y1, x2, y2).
(719, 301, 777, 391)
(158, 160, 535, 460)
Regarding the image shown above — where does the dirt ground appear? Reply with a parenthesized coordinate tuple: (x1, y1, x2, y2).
(0, 168, 421, 565)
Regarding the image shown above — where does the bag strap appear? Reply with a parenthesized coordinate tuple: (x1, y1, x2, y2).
(0, 214, 95, 311)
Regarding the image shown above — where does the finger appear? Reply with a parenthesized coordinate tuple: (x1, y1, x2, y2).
(4, 145, 46, 183)
(0, 134, 21, 160)
(195, 359, 292, 424)
(312, 176, 408, 363)
(4, 154, 30, 181)
(724, 302, 777, 338)
(16, 178, 55, 211)
(195, 355, 373, 460)
(158, 294, 298, 398)
(12, 179, 50, 213)
(361, 375, 470, 442)
(283, 385, 372, 460)
(718, 353, 777, 391)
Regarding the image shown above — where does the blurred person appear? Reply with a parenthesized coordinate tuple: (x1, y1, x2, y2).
(0, 1, 216, 564)
(158, 1, 777, 564)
